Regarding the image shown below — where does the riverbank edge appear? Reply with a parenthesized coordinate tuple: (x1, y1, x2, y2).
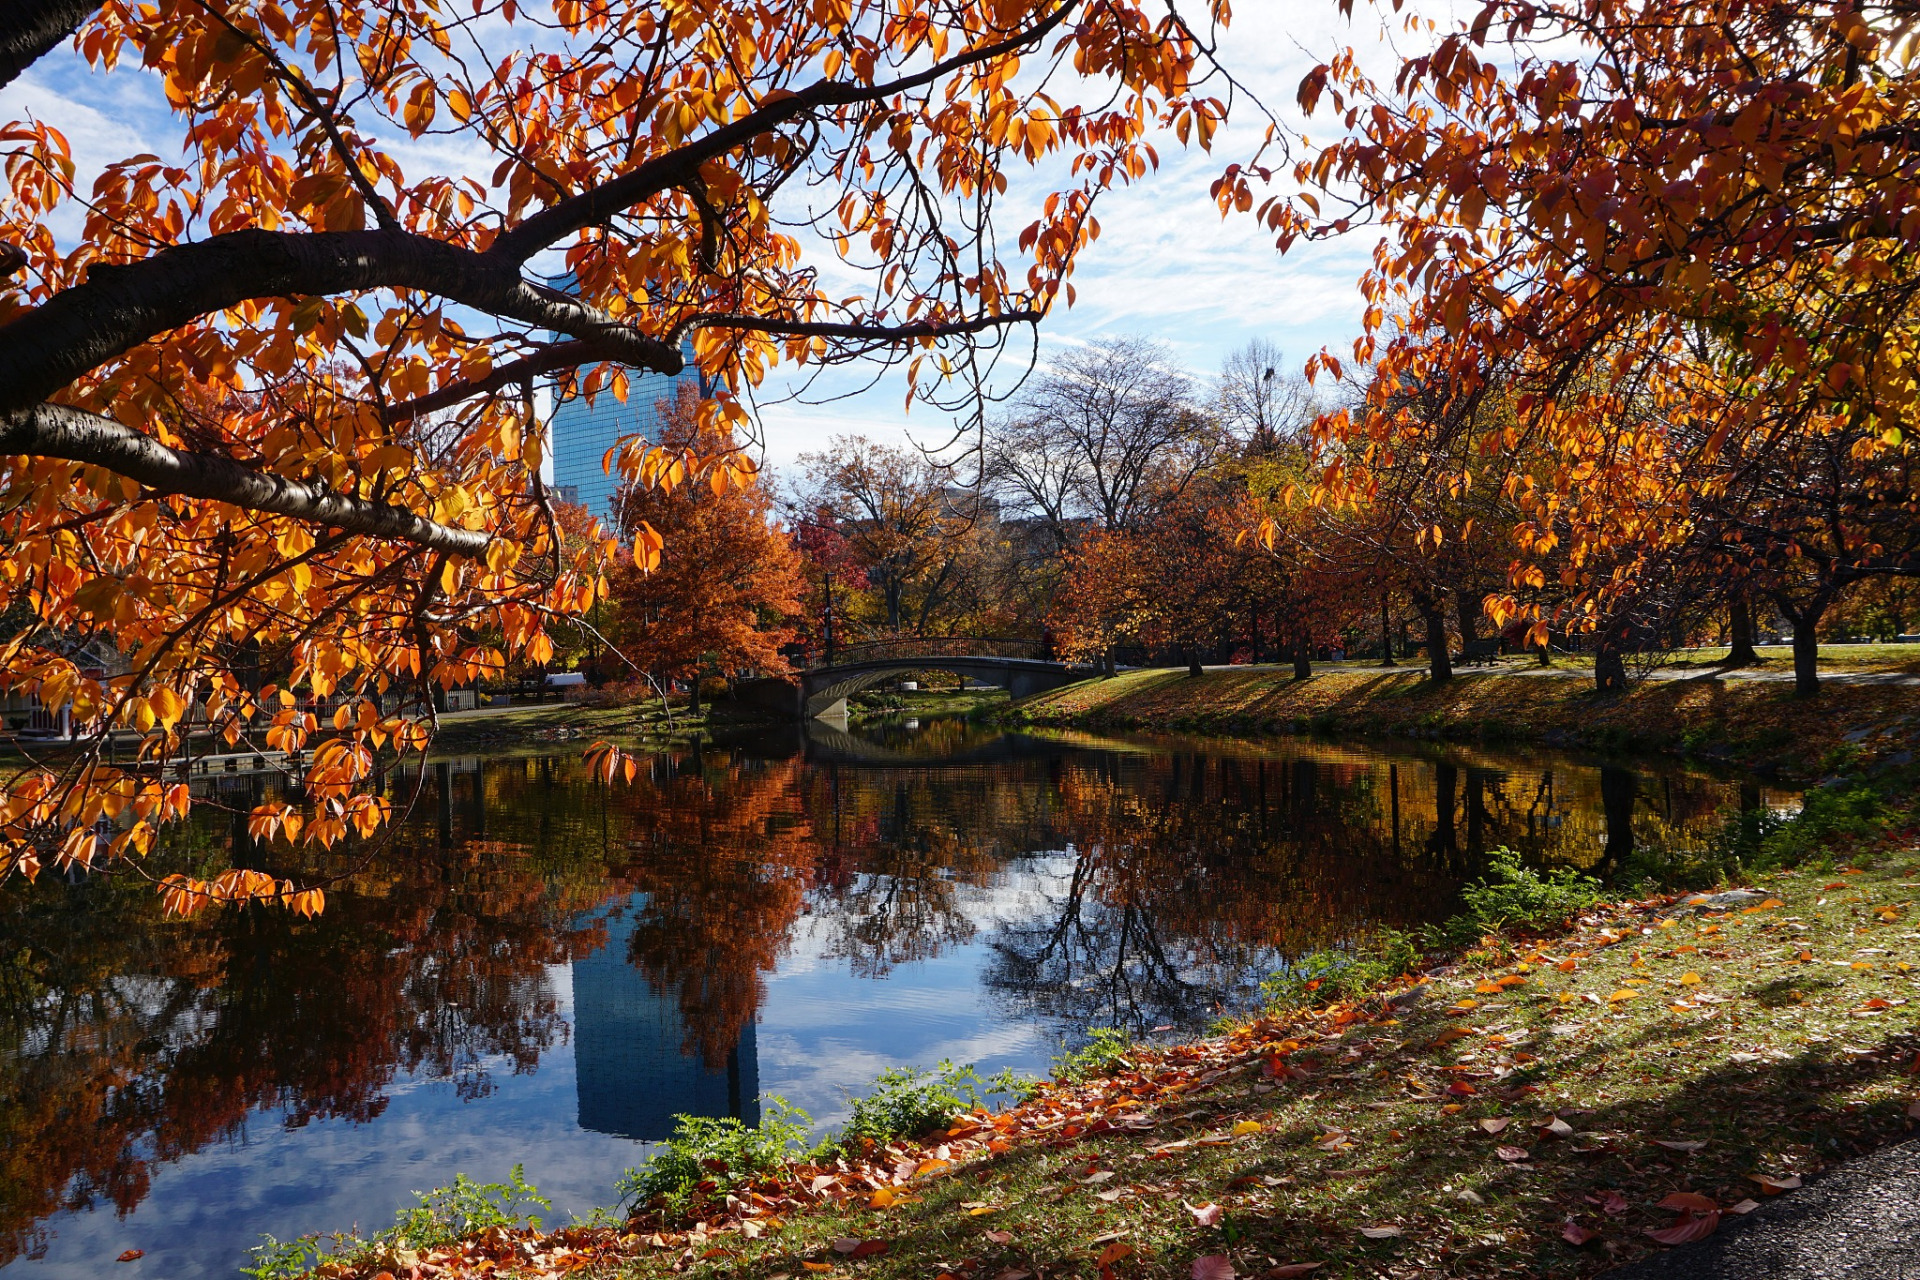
(276, 759, 1920, 1280)
(992, 665, 1920, 778)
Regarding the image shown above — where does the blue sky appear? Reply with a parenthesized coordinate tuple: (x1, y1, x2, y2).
(0, 2, 1414, 477)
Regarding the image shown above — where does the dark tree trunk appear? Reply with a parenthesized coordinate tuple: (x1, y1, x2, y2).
(1379, 594, 1396, 666)
(1292, 637, 1311, 681)
(1415, 592, 1452, 681)
(1726, 594, 1760, 666)
(0, 0, 102, 91)
(1455, 588, 1483, 647)
(1594, 640, 1628, 693)
(1598, 764, 1637, 870)
(1103, 646, 1116, 678)
(1249, 604, 1260, 664)
(1186, 644, 1203, 678)
(690, 673, 703, 715)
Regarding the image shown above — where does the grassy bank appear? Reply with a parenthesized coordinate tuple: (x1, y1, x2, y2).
(254, 760, 1920, 1280)
(1000, 665, 1920, 776)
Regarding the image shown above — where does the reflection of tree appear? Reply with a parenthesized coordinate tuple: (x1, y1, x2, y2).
(0, 818, 615, 1268)
(818, 828, 981, 979)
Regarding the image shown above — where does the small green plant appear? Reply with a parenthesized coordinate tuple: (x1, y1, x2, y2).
(618, 1097, 814, 1218)
(1439, 846, 1605, 943)
(839, 1062, 1025, 1147)
(1263, 926, 1422, 1009)
(1051, 1026, 1134, 1082)
(241, 1168, 547, 1280)
(388, 1165, 548, 1249)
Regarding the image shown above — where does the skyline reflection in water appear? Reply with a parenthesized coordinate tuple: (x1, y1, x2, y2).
(0, 722, 1793, 1277)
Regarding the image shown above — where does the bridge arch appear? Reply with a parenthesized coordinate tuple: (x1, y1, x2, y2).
(799, 656, 1087, 719)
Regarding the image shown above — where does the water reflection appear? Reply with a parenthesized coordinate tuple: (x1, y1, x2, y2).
(0, 723, 1793, 1276)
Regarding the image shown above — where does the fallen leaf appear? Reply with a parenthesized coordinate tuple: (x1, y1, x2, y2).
(1556, 959, 1577, 973)
(1084, 1170, 1117, 1184)
(1538, 1117, 1575, 1138)
(1264, 1266, 1323, 1279)
(1728, 1199, 1761, 1215)
(1192, 1255, 1236, 1280)
(1645, 1211, 1720, 1246)
(870, 1188, 902, 1209)
(1657, 1192, 1719, 1213)
(1447, 1081, 1478, 1096)
(1358, 1225, 1404, 1239)
(968, 1206, 1001, 1216)
(1231, 1120, 1264, 1136)
(1601, 1191, 1630, 1216)
(1653, 1139, 1708, 1153)
(1607, 989, 1640, 1003)
(1561, 1221, 1598, 1246)
(1098, 1243, 1134, 1266)
(985, 1231, 1015, 1245)
(1185, 1201, 1224, 1227)
(996, 1270, 1033, 1280)
(1679, 972, 1703, 985)
(1478, 1118, 1511, 1135)
(1495, 1145, 1530, 1162)
(117, 1252, 144, 1264)
(1749, 1174, 1802, 1194)
(810, 1174, 839, 1194)
(803, 1264, 834, 1274)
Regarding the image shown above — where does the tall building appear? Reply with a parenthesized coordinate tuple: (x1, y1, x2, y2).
(570, 894, 760, 1142)
(545, 279, 712, 528)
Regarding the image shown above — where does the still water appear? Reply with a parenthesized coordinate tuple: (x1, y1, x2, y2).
(0, 720, 1793, 1277)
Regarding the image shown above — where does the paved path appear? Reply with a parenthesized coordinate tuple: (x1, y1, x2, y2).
(1608, 1137, 1920, 1278)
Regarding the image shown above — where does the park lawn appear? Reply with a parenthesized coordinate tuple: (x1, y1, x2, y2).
(305, 845, 1920, 1280)
(1002, 665, 1920, 774)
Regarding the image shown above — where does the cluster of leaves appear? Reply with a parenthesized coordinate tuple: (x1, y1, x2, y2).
(841, 1063, 1029, 1149)
(1443, 847, 1609, 944)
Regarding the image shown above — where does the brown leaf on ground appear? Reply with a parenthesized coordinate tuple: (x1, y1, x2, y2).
(1657, 1192, 1719, 1213)
(1185, 1201, 1224, 1226)
(1601, 1191, 1631, 1216)
(1192, 1255, 1236, 1280)
(833, 1238, 891, 1258)
(1749, 1174, 1802, 1194)
(1097, 1242, 1134, 1266)
(1495, 1145, 1530, 1162)
(1645, 1210, 1721, 1245)
(984, 1231, 1015, 1245)
(1477, 1118, 1510, 1135)
(1561, 1221, 1598, 1246)
(1653, 1139, 1708, 1153)
(1358, 1226, 1404, 1239)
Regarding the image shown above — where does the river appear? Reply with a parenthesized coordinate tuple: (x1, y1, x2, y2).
(0, 719, 1795, 1277)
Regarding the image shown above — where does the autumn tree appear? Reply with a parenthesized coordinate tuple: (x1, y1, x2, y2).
(607, 388, 804, 702)
(1252, 0, 1920, 695)
(0, 0, 1231, 909)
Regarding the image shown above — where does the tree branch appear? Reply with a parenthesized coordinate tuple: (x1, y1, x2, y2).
(0, 402, 492, 556)
(0, 0, 101, 90)
(0, 228, 683, 414)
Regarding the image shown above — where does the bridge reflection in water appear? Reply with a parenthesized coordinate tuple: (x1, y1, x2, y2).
(571, 894, 759, 1141)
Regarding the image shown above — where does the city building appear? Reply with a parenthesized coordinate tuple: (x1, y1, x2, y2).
(544, 283, 712, 527)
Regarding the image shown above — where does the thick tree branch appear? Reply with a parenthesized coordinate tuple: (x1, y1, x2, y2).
(0, 0, 100, 90)
(0, 402, 492, 556)
(0, 228, 682, 414)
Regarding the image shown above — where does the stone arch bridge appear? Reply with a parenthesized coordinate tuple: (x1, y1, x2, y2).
(736, 638, 1092, 720)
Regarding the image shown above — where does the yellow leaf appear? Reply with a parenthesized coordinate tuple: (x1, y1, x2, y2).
(1231, 1119, 1263, 1136)
(1606, 989, 1639, 1002)
(1678, 972, 1702, 985)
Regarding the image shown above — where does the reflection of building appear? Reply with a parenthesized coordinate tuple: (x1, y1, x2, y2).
(571, 895, 759, 1141)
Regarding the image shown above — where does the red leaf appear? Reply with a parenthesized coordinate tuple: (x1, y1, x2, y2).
(1193, 1256, 1236, 1280)
(117, 1251, 144, 1263)
(1645, 1211, 1720, 1245)
(1657, 1192, 1719, 1213)
(1561, 1221, 1598, 1246)
(1447, 1081, 1477, 1096)
(1601, 1191, 1631, 1216)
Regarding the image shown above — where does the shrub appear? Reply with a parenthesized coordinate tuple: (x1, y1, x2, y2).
(1442, 847, 1605, 942)
(618, 1098, 814, 1218)
(1263, 927, 1422, 1009)
(1051, 1026, 1135, 1083)
(839, 1063, 1025, 1148)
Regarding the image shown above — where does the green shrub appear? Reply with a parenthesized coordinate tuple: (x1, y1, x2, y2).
(618, 1098, 814, 1218)
(241, 1167, 548, 1280)
(840, 1063, 1025, 1147)
(1263, 927, 1422, 1009)
(1761, 779, 1886, 866)
(1436, 847, 1605, 944)
(1051, 1026, 1134, 1082)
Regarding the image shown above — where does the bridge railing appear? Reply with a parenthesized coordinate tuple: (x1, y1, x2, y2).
(805, 635, 1046, 669)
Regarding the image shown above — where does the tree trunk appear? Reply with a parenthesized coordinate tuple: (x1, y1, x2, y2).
(1292, 636, 1311, 680)
(1594, 627, 1628, 694)
(1379, 594, 1396, 666)
(1455, 588, 1483, 647)
(1726, 594, 1760, 666)
(689, 673, 703, 715)
(1790, 611, 1823, 697)
(1186, 644, 1203, 678)
(1, 0, 104, 92)
(1415, 593, 1452, 681)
